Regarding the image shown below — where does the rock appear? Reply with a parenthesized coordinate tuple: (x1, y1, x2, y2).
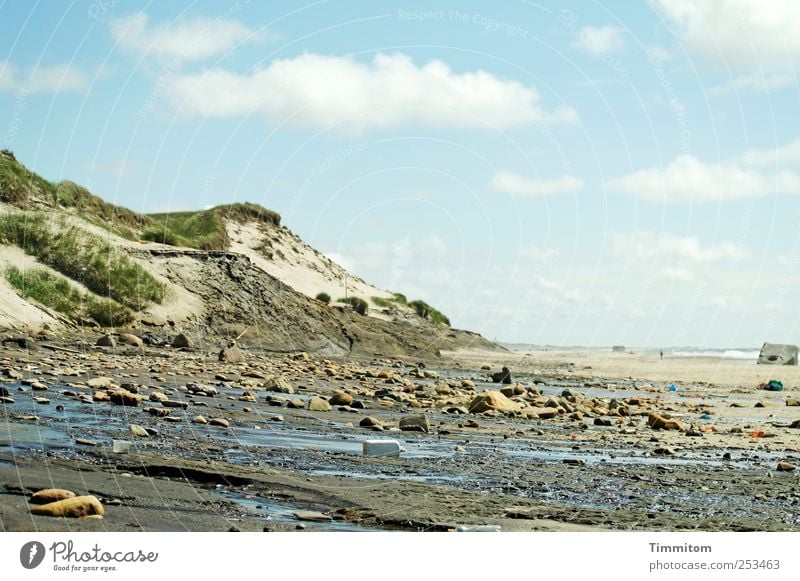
(31, 495, 104, 518)
(399, 414, 430, 433)
(209, 418, 230, 428)
(263, 376, 293, 394)
(219, 342, 245, 363)
(308, 397, 332, 412)
(75, 438, 97, 446)
(468, 391, 518, 413)
(287, 398, 305, 409)
(161, 400, 189, 409)
(164, 416, 182, 422)
(444, 406, 469, 415)
(359, 416, 383, 428)
(30, 489, 76, 504)
(119, 333, 143, 347)
(192, 415, 208, 425)
(129, 424, 149, 437)
(777, 462, 797, 472)
(87, 377, 113, 389)
(171, 333, 195, 349)
(239, 392, 257, 402)
(490, 367, 512, 384)
(329, 391, 353, 406)
(96, 334, 116, 348)
(92, 391, 110, 402)
(149, 391, 168, 403)
(647, 413, 684, 431)
(653, 447, 675, 456)
(292, 352, 310, 362)
(500, 385, 524, 397)
(187, 383, 218, 397)
(33, 397, 50, 405)
(594, 418, 613, 427)
(0, 396, 14, 404)
(786, 399, 800, 407)
(790, 419, 800, 429)
(0, 386, 10, 396)
(146, 407, 169, 417)
(755, 401, 774, 408)
(293, 510, 331, 522)
(109, 390, 141, 407)
(30, 382, 48, 391)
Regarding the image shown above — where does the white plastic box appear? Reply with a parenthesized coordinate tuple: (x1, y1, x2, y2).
(362, 439, 401, 457)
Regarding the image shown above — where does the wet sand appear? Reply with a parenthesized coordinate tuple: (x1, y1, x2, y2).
(2, 341, 800, 532)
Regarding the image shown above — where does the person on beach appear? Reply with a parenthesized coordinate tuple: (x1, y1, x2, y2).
(660, 350, 663, 360)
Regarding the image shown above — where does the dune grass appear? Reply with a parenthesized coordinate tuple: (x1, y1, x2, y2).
(0, 212, 167, 310)
(5, 266, 133, 326)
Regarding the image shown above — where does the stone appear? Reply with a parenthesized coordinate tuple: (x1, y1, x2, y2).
(161, 400, 189, 409)
(594, 418, 614, 427)
(755, 401, 774, 408)
(0, 397, 15, 404)
(786, 399, 800, 407)
(287, 398, 305, 409)
(146, 407, 169, 417)
(292, 352, 310, 362)
(239, 392, 257, 402)
(308, 397, 332, 412)
(293, 510, 331, 522)
(109, 390, 141, 407)
(30, 382, 48, 391)
(87, 377, 113, 389)
(329, 391, 353, 406)
(188, 383, 218, 397)
(129, 424, 149, 437)
(171, 333, 195, 349)
(468, 391, 518, 414)
(263, 376, 293, 394)
(445, 406, 469, 415)
(149, 391, 168, 403)
(500, 385, 525, 397)
(75, 438, 97, 446)
(92, 391, 110, 402)
(0, 386, 10, 396)
(33, 397, 50, 405)
(490, 367, 512, 384)
(777, 461, 797, 472)
(647, 413, 684, 431)
(219, 344, 245, 363)
(164, 416, 182, 422)
(359, 416, 382, 428)
(31, 489, 76, 504)
(790, 419, 800, 429)
(119, 333, 143, 347)
(399, 414, 430, 433)
(96, 334, 115, 348)
(192, 415, 208, 425)
(31, 495, 104, 518)
(209, 418, 230, 428)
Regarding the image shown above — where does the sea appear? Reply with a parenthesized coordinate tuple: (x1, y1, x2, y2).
(501, 344, 761, 361)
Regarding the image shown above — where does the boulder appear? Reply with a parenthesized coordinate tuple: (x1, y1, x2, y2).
(30, 495, 104, 518)
(786, 399, 800, 407)
(777, 461, 797, 472)
(149, 391, 168, 403)
(109, 390, 142, 407)
(308, 397, 332, 412)
(119, 333, 143, 347)
(87, 377, 113, 389)
(209, 418, 230, 428)
(263, 376, 294, 394)
(329, 391, 353, 406)
(468, 391, 518, 414)
(161, 400, 189, 409)
(129, 424, 149, 437)
(96, 334, 115, 348)
(359, 416, 383, 428)
(500, 385, 524, 397)
(490, 367, 512, 384)
(399, 414, 430, 433)
(30, 489, 75, 505)
(647, 413, 684, 431)
(171, 333, 195, 349)
(287, 398, 305, 409)
(191, 415, 208, 425)
(790, 419, 800, 429)
(219, 341, 245, 363)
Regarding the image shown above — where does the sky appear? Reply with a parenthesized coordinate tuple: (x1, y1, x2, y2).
(1, 0, 799, 348)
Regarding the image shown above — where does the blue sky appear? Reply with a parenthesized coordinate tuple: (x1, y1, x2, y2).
(2, 0, 799, 347)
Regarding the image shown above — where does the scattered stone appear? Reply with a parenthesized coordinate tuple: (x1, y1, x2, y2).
(399, 414, 430, 433)
(164, 416, 182, 422)
(129, 424, 149, 437)
(33, 397, 50, 405)
(149, 391, 168, 403)
(755, 401, 774, 408)
(445, 406, 469, 415)
(75, 438, 97, 446)
(499, 385, 524, 397)
(786, 399, 800, 407)
(30, 382, 48, 391)
(209, 418, 230, 428)
(287, 398, 305, 409)
(777, 462, 796, 472)
(192, 415, 208, 425)
(329, 391, 353, 406)
(31, 489, 76, 504)
(468, 391, 518, 414)
(593, 418, 613, 427)
(161, 400, 189, 409)
(171, 334, 195, 349)
(790, 419, 800, 429)
(308, 397, 332, 412)
(30, 495, 104, 518)
(109, 390, 141, 407)
(87, 377, 113, 389)
(92, 391, 110, 402)
(653, 447, 675, 456)
(146, 407, 169, 417)
(359, 416, 383, 428)
(0, 397, 15, 404)
(647, 413, 684, 431)
(119, 333, 143, 347)
(96, 335, 116, 348)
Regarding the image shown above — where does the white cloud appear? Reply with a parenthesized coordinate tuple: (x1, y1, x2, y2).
(534, 276, 562, 291)
(711, 71, 797, 94)
(607, 153, 800, 202)
(110, 12, 262, 62)
(521, 246, 559, 262)
(610, 230, 748, 263)
(0, 61, 88, 93)
(708, 294, 745, 309)
(573, 26, 626, 55)
(84, 160, 140, 177)
(164, 52, 577, 131)
(490, 171, 583, 197)
(652, 0, 800, 71)
(660, 266, 695, 282)
(739, 138, 800, 166)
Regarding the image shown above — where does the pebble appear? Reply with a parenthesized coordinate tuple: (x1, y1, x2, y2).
(129, 424, 149, 437)
(209, 418, 230, 428)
